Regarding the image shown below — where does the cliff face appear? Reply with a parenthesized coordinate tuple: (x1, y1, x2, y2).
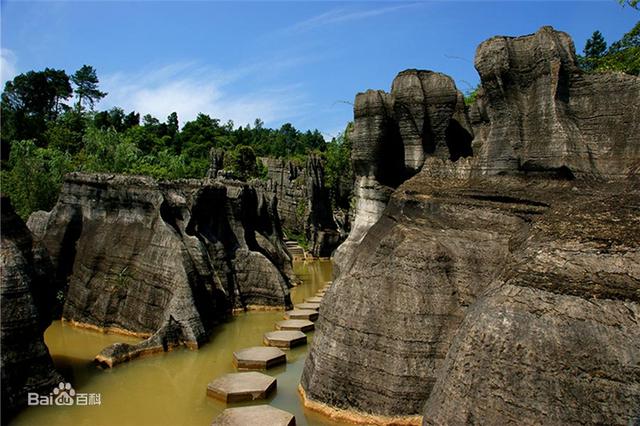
(301, 26, 640, 425)
(262, 156, 342, 257)
(1, 196, 62, 419)
(27, 173, 294, 366)
(471, 26, 639, 178)
(333, 71, 473, 276)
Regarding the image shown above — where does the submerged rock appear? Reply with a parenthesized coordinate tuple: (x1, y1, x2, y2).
(28, 173, 294, 366)
(1, 196, 62, 419)
(301, 26, 640, 425)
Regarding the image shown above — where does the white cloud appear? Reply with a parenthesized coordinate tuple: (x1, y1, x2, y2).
(287, 3, 421, 33)
(99, 61, 310, 128)
(1, 48, 18, 85)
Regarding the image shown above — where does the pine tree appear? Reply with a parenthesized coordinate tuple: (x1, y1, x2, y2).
(71, 65, 107, 111)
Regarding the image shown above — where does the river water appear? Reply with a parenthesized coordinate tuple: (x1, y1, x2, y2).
(12, 259, 345, 426)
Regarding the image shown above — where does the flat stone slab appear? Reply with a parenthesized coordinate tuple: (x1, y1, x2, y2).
(233, 346, 286, 370)
(211, 405, 295, 426)
(207, 372, 276, 403)
(316, 291, 326, 296)
(284, 309, 318, 321)
(275, 319, 314, 332)
(305, 296, 323, 304)
(263, 330, 307, 348)
(295, 302, 320, 311)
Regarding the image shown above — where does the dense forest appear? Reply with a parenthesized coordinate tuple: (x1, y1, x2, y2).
(1, 21, 637, 220)
(0, 63, 352, 219)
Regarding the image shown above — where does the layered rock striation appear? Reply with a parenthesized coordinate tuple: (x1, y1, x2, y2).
(301, 26, 640, 425)
(1, 196, 62, 419)
(333, 70, 473, 276)
(262, 155, 342, 257)
(27, 173, 294, 366)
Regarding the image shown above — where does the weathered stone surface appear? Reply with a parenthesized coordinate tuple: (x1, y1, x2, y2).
(207, 148, 225, 179)
(472, 26, 640, 178)
(301, 26, 640, 425)
(275, 320, 314, 332)
(28, 173, 293, 367)
(295, 302, 320, 311)
(423, 184, 640, 425)
(284, 309, 319, 321)
(333, 73, 473, 276)
(233, 346, 286, 370)
(263, 330, 307, 348)
(261, 156, 343, 258)
(1, 196, 62, 419)
(305, 154, 342, 257)
(211, 405, 295, 426)
(207, 372, 276, 403)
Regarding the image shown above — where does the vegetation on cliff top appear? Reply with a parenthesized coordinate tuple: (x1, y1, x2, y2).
(1, 66, 352, 219)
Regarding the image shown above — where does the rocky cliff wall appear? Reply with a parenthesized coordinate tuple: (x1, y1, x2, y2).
(301, 26, 640, 425)
(261, 155, 343, 257)
(1, 196, 62, 419)
(27, 173, 294, 366)
(333, 71, 473, 276)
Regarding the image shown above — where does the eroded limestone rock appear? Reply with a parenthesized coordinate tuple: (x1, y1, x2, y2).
(1, 196, 62, 418)
(301, 26, 640, 425)
(28, 173, 293, 367)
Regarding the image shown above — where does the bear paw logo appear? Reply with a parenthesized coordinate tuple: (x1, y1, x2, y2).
(53, 382, 76, 406)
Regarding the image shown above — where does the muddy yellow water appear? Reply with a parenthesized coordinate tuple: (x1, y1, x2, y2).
(12, 259, 346, 426)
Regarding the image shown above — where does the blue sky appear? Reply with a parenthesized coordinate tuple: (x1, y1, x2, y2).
(1, 1, 637, 138)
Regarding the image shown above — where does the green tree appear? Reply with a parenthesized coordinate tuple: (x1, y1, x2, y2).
(167, 112, 179, 139)
(582, 31, 607, 71)
(1, 140, 72, 219)
(324, 122, 353, 209)
(1, 68, 72, 149)
(227, 145, 259, 181)
(619, 0, 639, 9)
(71, 65, 107, 111)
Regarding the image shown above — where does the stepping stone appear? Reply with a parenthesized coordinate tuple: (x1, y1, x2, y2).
(305, 296, 322, 304)
(211, 405, 295, 426)
(263, 330, 307, 348)
(233, 346, 286, 370)
(275, 319, 314, 332)
(207, 372, 276, 403)
(284, 309, 318, 321)
(316, 290, 326, 296)
(295, 302, 320, 311)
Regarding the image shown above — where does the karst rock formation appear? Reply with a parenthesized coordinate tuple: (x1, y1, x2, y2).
(300, 26, 640, 425)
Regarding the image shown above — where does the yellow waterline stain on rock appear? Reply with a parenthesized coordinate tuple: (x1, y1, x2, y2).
(298, 385, 422, 426)
(62, 318, 151, 339)
(232, 304, 287, 314)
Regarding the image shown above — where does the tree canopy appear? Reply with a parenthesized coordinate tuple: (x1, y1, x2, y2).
(578, 21, 639, 75)
(1, 64, 348, 219)
(71, 65, 107, 111)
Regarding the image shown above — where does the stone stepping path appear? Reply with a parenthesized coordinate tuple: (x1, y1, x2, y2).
(263, 330, 307, 349)
(275, 319, 314, 332)
(212, 405, 295, 426)
(233, 346, 286, 370)
(284, 309, 318, 321)
(207, 276, 331, 412)
(207, 372, 276, 403)
(295, 302, 320, 311)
